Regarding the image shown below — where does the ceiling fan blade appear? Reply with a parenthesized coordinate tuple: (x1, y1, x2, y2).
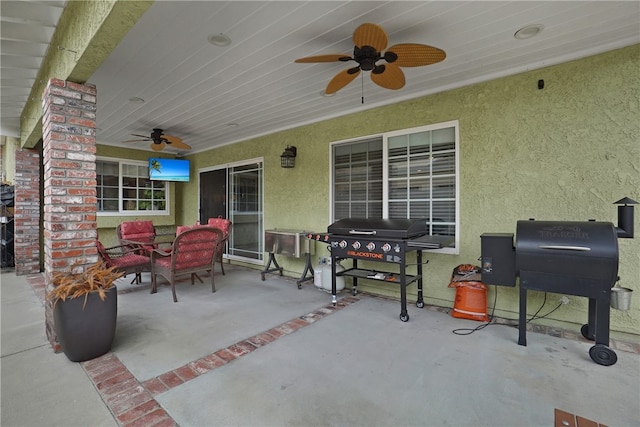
(150, 142, 166, 151)
(353, 23, 388, 51)
(295, 54, 352, 63)
(160, 134, 182, 145)
(130, 134, 151, 139)
(123, 138, 151, 143)
(161, 134, 192, 150)
(325, 68, 361, 94)
(370, 63, 405, 90)
(386, 43, 446, 67)
(168, 138, 192, 150)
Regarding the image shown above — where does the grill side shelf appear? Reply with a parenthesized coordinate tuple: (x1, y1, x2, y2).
(338, 267, 421, 286)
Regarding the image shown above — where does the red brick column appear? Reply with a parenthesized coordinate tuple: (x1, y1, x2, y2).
(42, 78, 98, 351)
(13, 148, 41, 275)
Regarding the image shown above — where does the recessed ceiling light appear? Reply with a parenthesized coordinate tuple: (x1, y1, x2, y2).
(128, 97, 145, 103)
(514, 24, 544, 40)
(208, 33, 231, 47)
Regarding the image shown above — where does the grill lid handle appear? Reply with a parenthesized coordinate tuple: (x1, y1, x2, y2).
(349, 229, 377, 235)
(539, 245, 591, 251)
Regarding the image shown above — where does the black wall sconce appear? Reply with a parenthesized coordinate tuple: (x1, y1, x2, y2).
(280, 145, 297, 168)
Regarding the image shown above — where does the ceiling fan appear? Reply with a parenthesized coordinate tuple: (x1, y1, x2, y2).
(295, 23, 446, 95)
(124, 128, 191, 152)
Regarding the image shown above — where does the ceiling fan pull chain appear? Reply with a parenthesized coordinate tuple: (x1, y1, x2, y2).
(361, 73, 364, 104)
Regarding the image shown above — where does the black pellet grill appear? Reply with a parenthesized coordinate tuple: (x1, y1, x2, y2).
(480, 198, 636, 366)
(309, 218, 452, 321)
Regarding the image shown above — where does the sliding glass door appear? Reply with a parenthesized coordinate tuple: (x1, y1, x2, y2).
(199, 160, 263, 263)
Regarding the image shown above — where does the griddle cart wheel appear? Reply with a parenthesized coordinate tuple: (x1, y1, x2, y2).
(400, 313, 409, 322)
(589, 344, 617, 366)
(416, 301, 424, 308)
(580, 324, 595, 341)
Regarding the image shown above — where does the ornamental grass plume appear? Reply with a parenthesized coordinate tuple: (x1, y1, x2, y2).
(47, 261, 124, 307)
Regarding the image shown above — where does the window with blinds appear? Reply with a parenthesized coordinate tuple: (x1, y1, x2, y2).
(333, 138, 383, 219)
(332, 121, 459, 251)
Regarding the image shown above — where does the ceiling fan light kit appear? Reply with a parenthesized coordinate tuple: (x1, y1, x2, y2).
(295, 23, 446, 95)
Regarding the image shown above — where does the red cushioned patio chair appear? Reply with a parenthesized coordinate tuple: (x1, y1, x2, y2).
(150, 225, 223, 302)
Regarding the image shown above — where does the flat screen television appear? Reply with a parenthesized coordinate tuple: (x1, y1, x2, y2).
(148, 158, 190, 182)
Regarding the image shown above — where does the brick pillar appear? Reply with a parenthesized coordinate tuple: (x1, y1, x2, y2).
(42, 78, 98, 351)
(13, 149, 41, 275)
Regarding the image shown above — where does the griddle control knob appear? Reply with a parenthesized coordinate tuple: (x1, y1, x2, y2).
(382, 243, 391, 252)
(351, 241, 361, 250)
(339, 240, 347, 249)
(366, 242, 376, 251)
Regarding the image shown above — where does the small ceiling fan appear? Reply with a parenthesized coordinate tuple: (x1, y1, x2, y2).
(123, 128, 191, 152)
(295, 23, 446, 95)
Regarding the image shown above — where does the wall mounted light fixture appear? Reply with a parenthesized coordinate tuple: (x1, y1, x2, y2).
(280, 145, 297, 168)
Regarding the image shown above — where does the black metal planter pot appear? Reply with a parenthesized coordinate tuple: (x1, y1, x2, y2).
(53, 287, 118, 362)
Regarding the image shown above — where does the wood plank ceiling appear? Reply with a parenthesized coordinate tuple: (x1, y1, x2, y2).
(2, 1, 639, 153)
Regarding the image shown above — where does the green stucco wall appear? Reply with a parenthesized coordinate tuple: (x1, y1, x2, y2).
(177, 45, 639, 336)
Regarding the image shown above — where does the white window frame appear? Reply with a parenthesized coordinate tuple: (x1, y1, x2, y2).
(96, 156, 170, 217)
(330, 120, 459, 254)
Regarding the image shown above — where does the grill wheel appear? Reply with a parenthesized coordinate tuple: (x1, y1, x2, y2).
(589, 344, 617, 366)
(580, 324, 595, 341)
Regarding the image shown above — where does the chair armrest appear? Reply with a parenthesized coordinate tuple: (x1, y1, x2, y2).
(150, 248, 172, 261)
(102, 244, 143, 259)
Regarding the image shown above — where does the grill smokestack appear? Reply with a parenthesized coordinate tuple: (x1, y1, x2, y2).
(614, 197, 637, 238)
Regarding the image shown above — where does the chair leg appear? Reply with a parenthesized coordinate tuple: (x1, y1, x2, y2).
(171, 280, 178, 303)
(150, 273, 157, 294)
(219, 252, 225, 275)
(211, 267, 216, 293)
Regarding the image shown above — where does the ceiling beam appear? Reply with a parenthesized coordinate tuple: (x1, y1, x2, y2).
(20, 0, 153, 148)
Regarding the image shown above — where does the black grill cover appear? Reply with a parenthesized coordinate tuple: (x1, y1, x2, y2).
(328, 218, 428, 239)
(515, 220, 618, 283)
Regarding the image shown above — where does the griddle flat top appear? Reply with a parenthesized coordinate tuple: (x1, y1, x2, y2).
(328, 218, 429, 239)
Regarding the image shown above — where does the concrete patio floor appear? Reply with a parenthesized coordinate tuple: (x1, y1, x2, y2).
(1, 265, 639, 427)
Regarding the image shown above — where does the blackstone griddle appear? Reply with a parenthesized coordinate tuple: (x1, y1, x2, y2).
(309, 218, 453, 321)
